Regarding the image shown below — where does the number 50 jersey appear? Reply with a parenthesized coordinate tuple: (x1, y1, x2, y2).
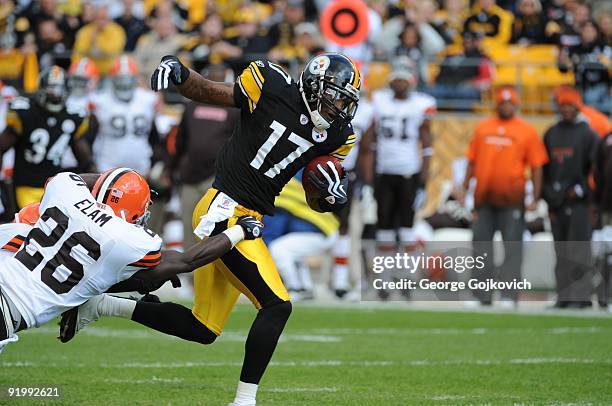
(0, 173, 162, 328)
(214, 60, 357, 215)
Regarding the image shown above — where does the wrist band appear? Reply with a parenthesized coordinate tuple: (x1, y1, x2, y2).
(422, 148, 434, 157)
(222, 226, 245, 247)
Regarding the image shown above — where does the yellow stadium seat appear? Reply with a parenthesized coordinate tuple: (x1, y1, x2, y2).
(365, 62, 390, 93)
(524, 45, 557, 65)
(493, 64, 519, 85)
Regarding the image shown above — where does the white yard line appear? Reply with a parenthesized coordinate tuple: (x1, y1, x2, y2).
(5, 358, 611, 369)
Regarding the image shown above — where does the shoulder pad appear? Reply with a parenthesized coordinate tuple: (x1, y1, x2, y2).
(9, 96, 31, 111)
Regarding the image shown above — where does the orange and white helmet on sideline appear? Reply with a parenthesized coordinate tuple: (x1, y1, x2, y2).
(68, 57, 100, 96)
(109, 55, 139, 102)
(14, 202, 40, 225)
(91, 168, 152, 226)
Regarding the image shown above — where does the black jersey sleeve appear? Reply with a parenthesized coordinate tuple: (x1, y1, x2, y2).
(5, 97, 31, 136)
(329, 124, 357, 162)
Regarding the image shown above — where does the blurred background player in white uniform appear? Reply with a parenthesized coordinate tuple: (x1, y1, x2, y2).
(331, 97, 373, 299)
(63, 57, 100, 171)
(360, 57, 435, 298)
(91, 55, 161, 176)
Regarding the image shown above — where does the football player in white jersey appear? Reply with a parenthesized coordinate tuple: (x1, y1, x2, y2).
(331, 98, 374, 298)
(0, 169, 263, 354)
(63, 57, 100, 170)
(360, 58, 435, 298)
(91, 55, 161, 175)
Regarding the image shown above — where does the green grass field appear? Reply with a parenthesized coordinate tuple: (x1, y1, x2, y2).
(2, 303, 612, 405)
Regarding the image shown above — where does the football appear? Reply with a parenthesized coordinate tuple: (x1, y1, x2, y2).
(302, 155, 344, 197)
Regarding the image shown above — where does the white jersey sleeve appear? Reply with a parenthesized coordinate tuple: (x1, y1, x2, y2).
(0, 172, 163, 328)
(343, 100, 374, 171)
(0, 223, 31, 256)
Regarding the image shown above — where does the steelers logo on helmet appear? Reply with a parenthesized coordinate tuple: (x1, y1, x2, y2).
(309, 55, 330, 75)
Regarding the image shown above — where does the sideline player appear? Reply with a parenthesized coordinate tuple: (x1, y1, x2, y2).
(66, 52, 361, 405)
(0, 169, 263, 354)
(360, 58, 435, 299)
(0, 66, 95, 209)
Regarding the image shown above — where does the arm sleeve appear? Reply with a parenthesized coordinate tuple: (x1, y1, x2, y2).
(5, 109, 23, 136)
(330, 125, 357, 162)
(233, 61, 266, 113)
(73, 116, 90, 141)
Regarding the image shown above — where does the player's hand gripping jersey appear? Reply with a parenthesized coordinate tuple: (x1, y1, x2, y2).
(5, 97, 89, 188)
(371, 89, 436, 176)
(0, 172, 162, 328)
(214, 59, 357, 215)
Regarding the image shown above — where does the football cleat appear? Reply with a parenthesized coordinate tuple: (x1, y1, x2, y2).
(58, 294, 106, 343)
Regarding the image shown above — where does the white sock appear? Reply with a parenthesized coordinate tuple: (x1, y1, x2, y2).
(232, 381, 258, 406)
(97, 295, 136, 319)
(332, 234, 350, 290)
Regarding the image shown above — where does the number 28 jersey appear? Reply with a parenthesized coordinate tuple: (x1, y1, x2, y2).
(0, 172, 162, 328)
(214, 60, 357, 215)
(5, 97, 89, 188)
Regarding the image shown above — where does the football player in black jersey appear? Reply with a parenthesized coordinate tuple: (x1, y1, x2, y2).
(93, 53, 360, 405)
(0, 66, 95, 209)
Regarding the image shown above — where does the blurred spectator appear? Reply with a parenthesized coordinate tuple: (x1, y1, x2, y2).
(293, 22, 324, 64)
(553, 1, 591, 48)
(265, 170, 339, 301)
(460, 87, 548, 306)
(595, 11, 611, 46)
(169, 64, 238, 249)
(463, 0, 514, 46)
(268, 0, 305, 63)
(35, 18, 68, 69)
(377, 0, 446, 78)
(115, 0, 149, 52)
(148, 0, 190, 33)
(184, 14, 241, 74)
(226, 7, 272, 72)
(433, 0, 470, 52)
(15, 0, 79, 48)
(73, 4, 126, 75)
(543, 90, 599, 308)
(427, 31, 493, 109)
(558, 20, 611, 114)
(134, 17, 186, 84)
(554, 85, 611, 138)
(510, 0, 553, 44)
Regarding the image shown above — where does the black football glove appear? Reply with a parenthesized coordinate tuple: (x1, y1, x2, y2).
(236, 216, 264, 240)
(307, 161, 349, 212)
(150, 55, 190, 91)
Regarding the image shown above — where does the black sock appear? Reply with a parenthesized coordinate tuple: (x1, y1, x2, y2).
(240, 301, 292, 384)
(132, 301, 217, 345)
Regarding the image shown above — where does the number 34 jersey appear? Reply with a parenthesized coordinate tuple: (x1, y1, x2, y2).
(0, 172, 162, 328)
(214, 60, 357, 215)
(5, 97, 89, 188)
(91, 88, 158, 175)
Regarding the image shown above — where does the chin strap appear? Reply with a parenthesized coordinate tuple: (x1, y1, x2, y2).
(299, 74, 330, 132)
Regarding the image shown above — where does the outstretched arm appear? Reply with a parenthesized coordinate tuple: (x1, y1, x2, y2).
(123, 216, 263, 284)
(150, 56, 235, 107)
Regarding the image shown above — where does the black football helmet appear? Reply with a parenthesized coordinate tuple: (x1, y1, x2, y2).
(37, 65, 68, 113)
(299, 53, 360, 131)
